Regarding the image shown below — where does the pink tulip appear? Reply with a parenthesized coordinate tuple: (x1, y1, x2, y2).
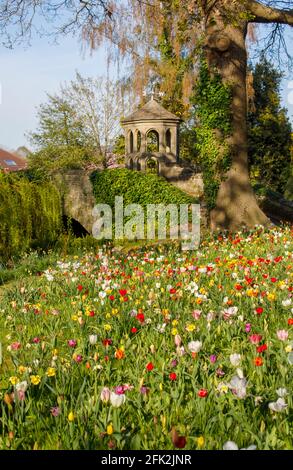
(276, 330, 288, 341)
(192, 310, 202, 320)
(100, 387, 111, 403)
(174, 334, 182, 347)
(249, 334, 262, 344)
(74, 354, 83, 363)
(245, 323, 251, 333)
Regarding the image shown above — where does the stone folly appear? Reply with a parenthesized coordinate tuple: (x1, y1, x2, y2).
(121, 98, 204, 199)
(121, 98, 183, 177)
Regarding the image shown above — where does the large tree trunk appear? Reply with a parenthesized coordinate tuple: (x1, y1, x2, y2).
(204, 9, 269, 231)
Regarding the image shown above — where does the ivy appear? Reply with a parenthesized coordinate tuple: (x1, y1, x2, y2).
(192, 59, 233, 210)
(90, 168, 196, 237)
(90, 168, 195, 209)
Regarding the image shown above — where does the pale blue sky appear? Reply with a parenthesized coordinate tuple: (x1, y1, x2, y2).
(0, 36, 109, 150)
(0, 29, 292, 151)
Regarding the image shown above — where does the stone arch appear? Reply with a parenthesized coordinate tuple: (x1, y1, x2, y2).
(129, 157, 134, 170)
(129, 130, 134, 153)
(136, 130, 141, 151)
(166, 128, 172, 153)
(63, 215, 89, 237)
(146, 157, 159, 175)
(146, 129, 159, 152)
(136, 159, 141, 171)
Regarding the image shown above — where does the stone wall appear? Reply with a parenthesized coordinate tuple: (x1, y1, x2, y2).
(52, 170, 96, 234)
(168, 173, 204, 199)
(51, 166, 204, 235)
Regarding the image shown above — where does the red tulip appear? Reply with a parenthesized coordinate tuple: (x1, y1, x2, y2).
(171, 427, 186, 449)
(198, 388, 208, 398)
(256, 307, 264, 315)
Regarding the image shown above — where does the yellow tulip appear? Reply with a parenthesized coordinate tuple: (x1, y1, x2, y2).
(9, 376, 19, 385)
(197, 436, 205, 448)
(46, 367, 56, 377)
(30, 375, 41, 385)
(107, 423, 114, 435)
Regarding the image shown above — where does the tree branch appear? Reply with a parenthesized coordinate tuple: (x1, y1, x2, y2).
(249, 0, 293, 25)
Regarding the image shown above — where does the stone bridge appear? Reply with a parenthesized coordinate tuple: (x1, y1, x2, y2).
(52, 170, 97, 234)
(51, 169, 293, 234)
(51, 168, 205, 235)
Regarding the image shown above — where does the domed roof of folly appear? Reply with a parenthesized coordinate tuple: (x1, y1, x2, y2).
(122, 98, 182, 124)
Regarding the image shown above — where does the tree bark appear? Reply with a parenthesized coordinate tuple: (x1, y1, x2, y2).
(204, 4, 270, 230)
(202, 0, 293, 230)
(249, 1, 293, 25)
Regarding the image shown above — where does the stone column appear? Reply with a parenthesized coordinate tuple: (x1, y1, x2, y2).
(125, 129, 129, 154)
(141, 132, 147, 153)
(159, 128, 165, 154)
(171, 126, 178, 160)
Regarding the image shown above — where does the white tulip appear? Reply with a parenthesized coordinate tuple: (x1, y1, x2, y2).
(229, 375, 247, 399)
(276, 388, 288, 397)
(223, 441, 256, 450)
(15, 381, 28, 392)
(188, 340, 202, 353)
(223, 441, 238, 450)
(89, 334, 98, 345)
(230, 353, 241, 366)
(110, 392, 126, 408)
(268, 398, 287, 412)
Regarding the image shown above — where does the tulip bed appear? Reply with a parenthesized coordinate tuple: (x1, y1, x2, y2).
(0, 226, 292, 450)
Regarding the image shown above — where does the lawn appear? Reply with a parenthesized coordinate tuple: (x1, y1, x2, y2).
(0, 226, 292, 450)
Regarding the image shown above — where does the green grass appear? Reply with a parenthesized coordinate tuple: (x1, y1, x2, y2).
(0, 226, 292, 450)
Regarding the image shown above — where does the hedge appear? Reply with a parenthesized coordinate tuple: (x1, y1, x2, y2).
(90, 168, 195, 208)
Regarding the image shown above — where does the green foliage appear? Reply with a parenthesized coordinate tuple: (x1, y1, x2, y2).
(17, 167, 49, 183)
(113, 134, 126, 156)
(247, 57, 292, 194)
(0, 226, 292, 449)
(0, 235, 104, 285)
(28, 94, 100, 172)
(90, 168, 194, 209)
(284, 174, 293, 201)
(29, 145, 100, 172)
(192, 60, 232, 209)
(0, 173, 62, 261)
(30, 94, 93, 149)
(146, 131, 159, 153)
(179, 123, 197, 163)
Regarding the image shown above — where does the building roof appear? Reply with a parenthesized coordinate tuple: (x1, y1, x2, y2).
(0, 148, 27, 172)
(122, 99, 182, 124)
